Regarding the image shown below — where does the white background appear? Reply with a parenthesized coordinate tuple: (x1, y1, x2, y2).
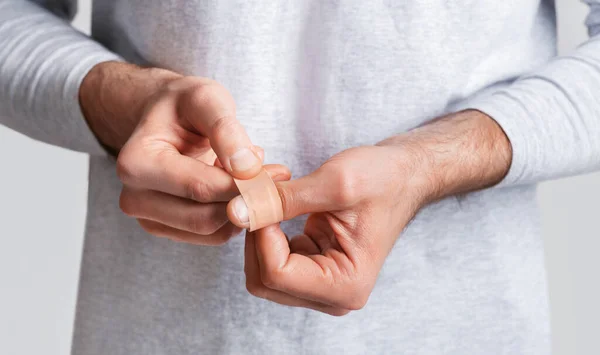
(0, 1, 599, 354)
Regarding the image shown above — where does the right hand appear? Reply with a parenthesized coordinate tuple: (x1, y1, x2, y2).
(80, 62, 291, 245)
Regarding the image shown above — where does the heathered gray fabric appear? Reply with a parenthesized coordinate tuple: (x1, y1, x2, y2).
(2, 0, 600, 354)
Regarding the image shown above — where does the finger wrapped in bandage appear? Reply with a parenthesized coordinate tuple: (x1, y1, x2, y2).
(233, 169, 283, 231)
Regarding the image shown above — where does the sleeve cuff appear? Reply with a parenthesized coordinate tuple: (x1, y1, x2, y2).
(466, 91, 535, 188)
(59, 50, 123, 155)
(0, 0, 123, 155)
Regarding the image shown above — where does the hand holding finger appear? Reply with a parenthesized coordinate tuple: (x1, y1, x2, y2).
(238, 146, 418, 313)
(244, 229, 350, 316)
(119, 164, 291, 245)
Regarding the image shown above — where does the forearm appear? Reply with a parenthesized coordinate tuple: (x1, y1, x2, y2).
(391, 2, 600, 192)
(465, 18, 600, 186)
(79, 61, 181, 154)
(378, 110, 512, 203)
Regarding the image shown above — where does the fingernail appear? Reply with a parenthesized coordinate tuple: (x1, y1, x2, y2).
(229, 148, 259, 173)
(232, 195, 249, 226)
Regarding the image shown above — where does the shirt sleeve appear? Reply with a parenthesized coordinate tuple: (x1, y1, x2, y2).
(0, 0, 122, 155)
(468, 0, 600, 187)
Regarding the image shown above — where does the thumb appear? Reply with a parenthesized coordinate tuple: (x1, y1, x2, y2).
(178, 81, 262, 179)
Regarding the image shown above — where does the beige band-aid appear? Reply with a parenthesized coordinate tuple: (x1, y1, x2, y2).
(233, 169, 283, 232)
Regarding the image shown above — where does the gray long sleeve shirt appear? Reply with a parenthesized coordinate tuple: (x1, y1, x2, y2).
(1, 1, 600, 354)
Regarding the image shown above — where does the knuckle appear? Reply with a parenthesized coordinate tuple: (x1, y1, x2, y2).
(137, 219, 160, 235)
(116, 150, 139, 185)
(260, 267, 284, 290)
(186, 82, 213, 101)
(154, 149, 176, 170)
(183, 83, 235, 118)
(192, 217, 220, 236)
(342, 289, 369, 311)
(188, 82, 220, 101)
(246, 279, 267, 299)
(184, 211, 222, 236)
(116, 147, 151, 187)
(185, 179, 213, 202)
(118, 190, 137, 216)
(276, 185, 292, 217)
(332, 169, 360, 207)
(211, 233, 231, 246)
(201, 219, 222, 236)
(327, 308, 352, 317)
(209, 115, 239, 143)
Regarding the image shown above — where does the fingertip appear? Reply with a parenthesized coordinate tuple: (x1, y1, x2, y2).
(227, 195, 250, 229)
(264, 164, 292, 182)
(227, 147, 264, 179)
(232, 163, 264, 180)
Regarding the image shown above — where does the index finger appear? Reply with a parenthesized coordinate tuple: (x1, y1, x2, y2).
(117, 147, 238, 202)
(118, 141, 292, 203)
(177, 82, 262, 179)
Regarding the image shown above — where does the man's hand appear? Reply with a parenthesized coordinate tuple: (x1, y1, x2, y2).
(227, 110, 512, 314)
(80, 62, 290, 245)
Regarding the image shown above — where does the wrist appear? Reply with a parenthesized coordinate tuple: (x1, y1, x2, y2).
(377, 110, 512, 204)
(79, 61, 181, 153)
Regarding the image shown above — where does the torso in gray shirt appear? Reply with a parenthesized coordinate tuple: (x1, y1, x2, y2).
(69, 1, 554, 354)
(5, 0, 570, 354)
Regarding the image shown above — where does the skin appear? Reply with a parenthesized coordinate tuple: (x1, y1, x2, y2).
(80, 61, 512, 315)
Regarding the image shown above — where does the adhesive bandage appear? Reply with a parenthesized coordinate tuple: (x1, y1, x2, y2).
(233, 169, 284, 231)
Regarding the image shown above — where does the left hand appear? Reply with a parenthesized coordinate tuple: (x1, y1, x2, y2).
(228, 144, 434, 315)
(227, 110, 512, 315)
